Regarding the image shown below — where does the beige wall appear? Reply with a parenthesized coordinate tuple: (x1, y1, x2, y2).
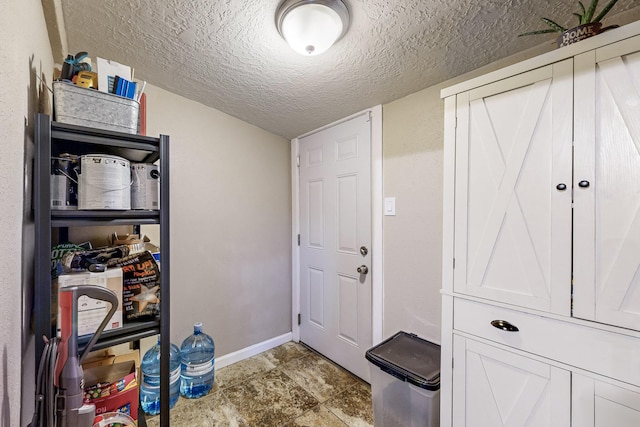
(380, 10, 640, 346)
(382, 86, 445, 343)
(9, 4, 640, 424)
(144, 84, 292, 355)
(6, 11, 290, 423)
(1, 0, 54, 425)
(379, 43, 557, 345)
(380, 38, 564, 345)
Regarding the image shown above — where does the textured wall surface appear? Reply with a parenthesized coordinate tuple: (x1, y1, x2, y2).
(379, 43, 559, 345)
(143, 84, 292, 356)
(59, 0, 640, 139)
(382, 86, 444, 343)
(13, 7, 640, 425)
(0, 0, 54, 425)
(378, 11, 640, 345)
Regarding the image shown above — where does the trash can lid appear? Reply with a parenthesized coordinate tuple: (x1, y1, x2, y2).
(365, 331, 440, 390)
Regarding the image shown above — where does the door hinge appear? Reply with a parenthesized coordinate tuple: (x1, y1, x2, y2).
(452, 358, 454, 369)
(297, 234, 300, 246)
(298, 313, 301, 325)
(453, 258, 455, 269)
(296, 155, 300, 167)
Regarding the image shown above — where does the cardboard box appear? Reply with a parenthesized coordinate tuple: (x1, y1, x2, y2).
(83, 361, 138, 421)
(83, 348, 141, 380)
(109, 233, 159, 255)
(55, 268, 123, 337)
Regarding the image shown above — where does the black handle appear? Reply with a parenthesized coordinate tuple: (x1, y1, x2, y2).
(578, 180, 590, 188)
(491, 320, 519, 332)
(556, 183, 567, 191)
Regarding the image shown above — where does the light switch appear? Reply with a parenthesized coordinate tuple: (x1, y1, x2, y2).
(384, 197, 396, 216)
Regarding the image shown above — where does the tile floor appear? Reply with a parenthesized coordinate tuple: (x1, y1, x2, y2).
(146, 342, 374, 426)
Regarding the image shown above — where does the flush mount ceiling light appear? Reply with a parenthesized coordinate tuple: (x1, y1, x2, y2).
(275, 0, 350, 56)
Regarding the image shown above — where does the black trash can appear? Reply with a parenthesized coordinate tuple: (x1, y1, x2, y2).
(366, 331, 441, 426)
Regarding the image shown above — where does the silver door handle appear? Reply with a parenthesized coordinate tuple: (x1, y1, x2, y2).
(357, 265, 368, 274)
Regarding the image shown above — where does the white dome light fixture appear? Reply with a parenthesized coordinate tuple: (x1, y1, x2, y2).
(276, 0, 350, 56)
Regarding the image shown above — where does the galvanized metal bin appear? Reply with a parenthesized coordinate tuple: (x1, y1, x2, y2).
(53, 81, 139, 134)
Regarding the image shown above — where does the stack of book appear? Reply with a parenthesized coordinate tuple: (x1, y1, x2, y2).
(111, 76, 137, 100)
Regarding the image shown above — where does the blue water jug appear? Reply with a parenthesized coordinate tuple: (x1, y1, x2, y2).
(140, 338, 181, 415)
(180, 322, 215, 398)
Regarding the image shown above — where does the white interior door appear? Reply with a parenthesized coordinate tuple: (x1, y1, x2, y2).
(452, 335, 570, 427)
(298, 113, 372, 381)
(454, 60, 573, 314)
(574, 37, 640, 332)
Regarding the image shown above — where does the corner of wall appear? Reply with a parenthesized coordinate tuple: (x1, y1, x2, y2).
(40, 0, 69, 64)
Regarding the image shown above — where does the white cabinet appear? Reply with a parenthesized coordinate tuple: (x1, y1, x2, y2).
(452, 59, 572, 315)
(573, 374, 640, 427)
(573, 34, 640, 331)
(442, 22, 640, 427)
(452, 336, 570, 427)
(452, 333, 640, 427)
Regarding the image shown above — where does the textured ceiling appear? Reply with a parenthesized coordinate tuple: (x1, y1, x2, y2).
(60, 0, 640, 139)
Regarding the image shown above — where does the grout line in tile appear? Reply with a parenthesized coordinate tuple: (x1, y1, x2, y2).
(297, 343, 367, 384)
(217, 387, 250, 427)
(284, 403, 350, 427)
(178, 342, 371, 426)
(323, 381, 374, 427)
(274, 362, 329, 404)
(276, 358, 358, 405)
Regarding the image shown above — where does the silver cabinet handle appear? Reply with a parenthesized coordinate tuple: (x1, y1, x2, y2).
(491, 320, 519, 332)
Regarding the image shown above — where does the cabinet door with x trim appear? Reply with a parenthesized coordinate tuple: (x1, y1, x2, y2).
(453, 59, 573, 315)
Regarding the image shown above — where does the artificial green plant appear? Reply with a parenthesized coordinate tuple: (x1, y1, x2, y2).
(520, 0, 620, 36)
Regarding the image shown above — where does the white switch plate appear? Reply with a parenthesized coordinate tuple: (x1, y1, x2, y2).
(384, 197, 396, 216)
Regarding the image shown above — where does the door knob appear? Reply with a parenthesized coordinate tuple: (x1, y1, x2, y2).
(357, 265, 369, 274)
(556, 183, 567, 191)
(360, 246, 368, 257)
(578, 180, 590, 188)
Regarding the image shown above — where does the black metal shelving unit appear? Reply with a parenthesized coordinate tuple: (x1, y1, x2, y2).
(34, 113, 171, 425)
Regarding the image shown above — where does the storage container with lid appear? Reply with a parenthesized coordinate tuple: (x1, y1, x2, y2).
(366, 331, 441, 427)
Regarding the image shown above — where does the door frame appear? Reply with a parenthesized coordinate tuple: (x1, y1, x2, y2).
(291, 105, 383, 346)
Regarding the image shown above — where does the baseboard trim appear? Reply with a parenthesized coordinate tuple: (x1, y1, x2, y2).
(215, 332, 293, 370)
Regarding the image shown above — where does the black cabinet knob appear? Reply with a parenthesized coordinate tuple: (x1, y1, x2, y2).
(491, 320, 519, 332)
(578, 180, 590, 188)
(556, 183, 567, 191)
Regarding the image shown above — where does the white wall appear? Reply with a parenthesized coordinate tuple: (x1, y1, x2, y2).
(143, 84, 292, 355)
(0, 0, 54, 425)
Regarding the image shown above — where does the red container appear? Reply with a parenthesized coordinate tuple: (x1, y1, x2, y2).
(83, 361, 139, 421)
